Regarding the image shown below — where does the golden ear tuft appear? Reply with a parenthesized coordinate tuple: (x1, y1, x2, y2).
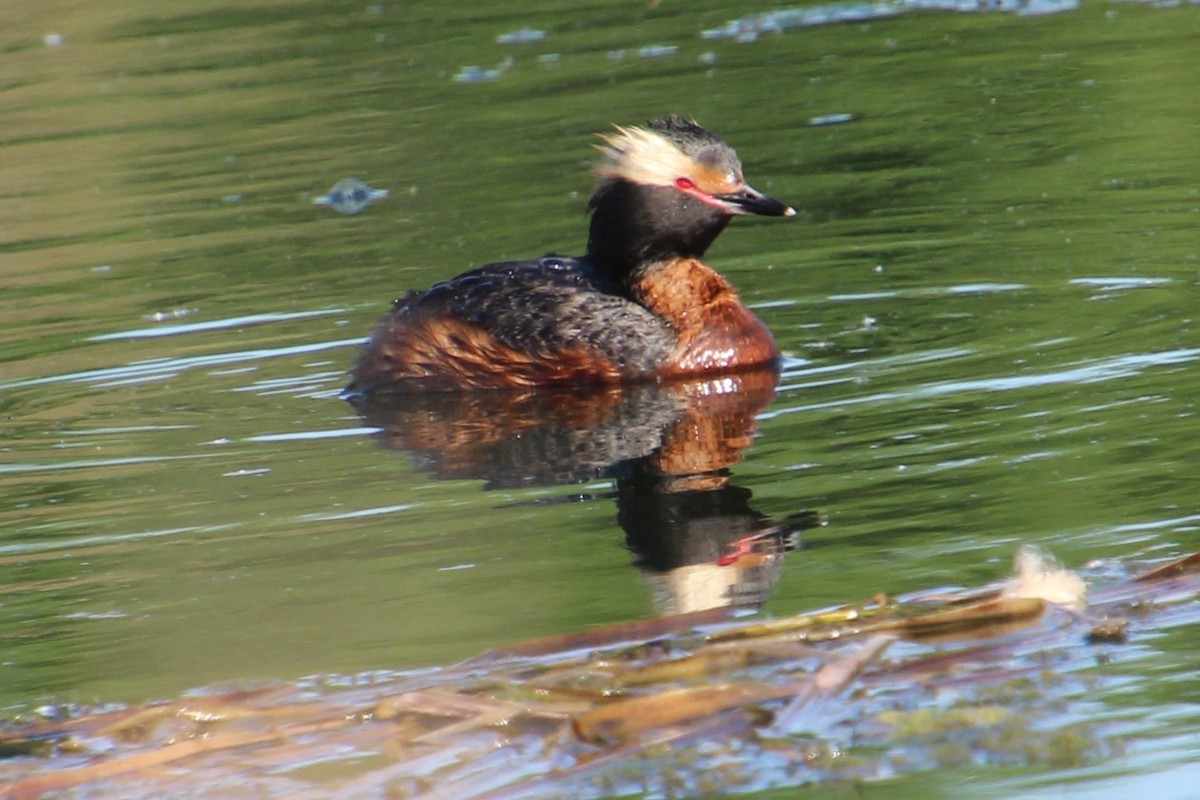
(594, 125, 697, 188)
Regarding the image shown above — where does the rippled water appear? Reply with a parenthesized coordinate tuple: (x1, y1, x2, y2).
(2, 0, 1199, 796)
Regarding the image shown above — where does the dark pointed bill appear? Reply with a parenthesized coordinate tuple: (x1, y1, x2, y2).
(714, 185, 796, 217)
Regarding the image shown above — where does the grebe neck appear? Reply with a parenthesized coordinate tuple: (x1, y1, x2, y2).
(586, 179, 730, 281)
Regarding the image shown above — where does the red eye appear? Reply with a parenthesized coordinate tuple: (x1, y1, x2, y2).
(675, 177, 695, 191)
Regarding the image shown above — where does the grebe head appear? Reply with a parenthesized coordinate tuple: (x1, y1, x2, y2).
(586, 116, 794, 275)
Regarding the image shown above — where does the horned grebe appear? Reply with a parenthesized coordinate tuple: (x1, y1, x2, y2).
(348, 116, 794, 394)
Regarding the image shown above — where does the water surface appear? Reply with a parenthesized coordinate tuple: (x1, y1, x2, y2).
(2, 0, 1199, 796)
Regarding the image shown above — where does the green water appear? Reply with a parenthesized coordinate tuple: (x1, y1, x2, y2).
(2, 0, 1199, 795)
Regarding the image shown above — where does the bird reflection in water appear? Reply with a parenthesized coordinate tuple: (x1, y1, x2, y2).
(347, 366, 821, 615)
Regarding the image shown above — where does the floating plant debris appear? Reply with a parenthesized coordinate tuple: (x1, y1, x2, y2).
(1, 548, 1196, 798)
(1000, 543, 1087, 611)
(311, 178, 389, 215)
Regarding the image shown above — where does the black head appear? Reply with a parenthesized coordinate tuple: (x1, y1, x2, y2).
(587, 116, 794, 275)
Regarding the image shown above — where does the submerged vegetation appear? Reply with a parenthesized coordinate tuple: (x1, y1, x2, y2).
(2, 549, 1195, 798)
